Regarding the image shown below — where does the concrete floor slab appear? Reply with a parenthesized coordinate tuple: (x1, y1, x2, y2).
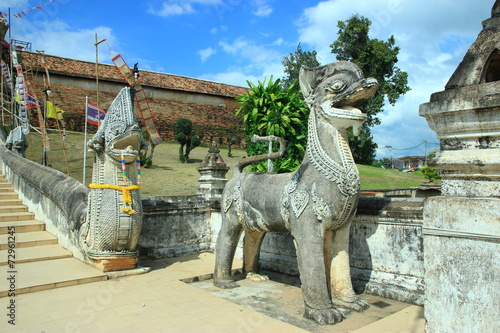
(0, 253, 424, 332)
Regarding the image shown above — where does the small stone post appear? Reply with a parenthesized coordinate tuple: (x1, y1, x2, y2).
(197, 142, 230, 199)
(419, 2, 500, 332)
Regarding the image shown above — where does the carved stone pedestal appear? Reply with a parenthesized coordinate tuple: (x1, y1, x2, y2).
(197, 142, 230, 200)
(419, 3, 500, 332)
(88, 255, 139, 272)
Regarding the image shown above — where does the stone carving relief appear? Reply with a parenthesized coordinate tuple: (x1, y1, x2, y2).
(311, 183, 332, 222)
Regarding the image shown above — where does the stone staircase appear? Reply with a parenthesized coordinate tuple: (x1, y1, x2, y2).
(357, 196, 425, 219)
(0, 175, 107, 297)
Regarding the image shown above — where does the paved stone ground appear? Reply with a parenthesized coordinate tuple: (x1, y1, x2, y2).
(1, 253, 424, 332)
(189, 270, 419, 333)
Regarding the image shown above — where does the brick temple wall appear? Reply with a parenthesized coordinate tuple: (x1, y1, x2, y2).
(17, 51, 248, 145)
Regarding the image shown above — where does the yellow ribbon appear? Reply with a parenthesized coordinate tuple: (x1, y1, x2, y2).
(89, 184, 141, 215)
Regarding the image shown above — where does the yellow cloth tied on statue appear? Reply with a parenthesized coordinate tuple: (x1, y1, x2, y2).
(88, 184, 141, 215)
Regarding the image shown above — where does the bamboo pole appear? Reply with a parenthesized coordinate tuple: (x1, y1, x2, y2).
(94, 34, 106, 125)
(83, 96, 89, 185)
(1, 69, 3, 126)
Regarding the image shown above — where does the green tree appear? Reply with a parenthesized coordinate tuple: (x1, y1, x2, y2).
(349, 124, 377, 165)
(427, 150, 437, 160)
(174, 118, 200, 163)
(331, 14, 410, 164)
(281, 43, 321, 90)
(226, 136, 239, 158)
(236, 77, 308, 173)
(372, 157, 389, 168)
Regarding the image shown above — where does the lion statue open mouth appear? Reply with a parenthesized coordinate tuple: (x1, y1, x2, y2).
(214, 61, 378, 325)
(108, 124, 142, 163)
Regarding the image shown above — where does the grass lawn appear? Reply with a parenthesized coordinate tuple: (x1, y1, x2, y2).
(24, 130, 428, 196)
(357, 164, 428, 190)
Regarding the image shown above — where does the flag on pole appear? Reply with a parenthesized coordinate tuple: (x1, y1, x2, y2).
(27, 94, 42, 107)
(86, 101, 106, 125)
(46, 101, 65, 120)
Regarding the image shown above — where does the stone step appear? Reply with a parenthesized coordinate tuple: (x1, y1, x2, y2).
(0, 175, 110, 298)
(0, 244, 72, 266)
(0, 219, 45, 234)
(0, 199, 22, 206)
(0, 211, 35, 222)
(0, 257, 108, 297)
(0, 230, 58, 250)
(357, 197, 425, 218)
(0, 205, 28, 214)
(0, 192, 19, 200)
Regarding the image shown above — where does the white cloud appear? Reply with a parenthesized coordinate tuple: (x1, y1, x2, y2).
(153, 2, 195, 16)
(190, 0, 224, 4)
(249, 0, 274, 17)
(273, 37, 284, 46)
(198, 57, 284, 88)
(210, 25, 228, 34)
(148, 0, 225, 17)
(198, 46, 216, 63)
(17, 21, 118, 63)
(0, 0, 30, 11)
(1, 0, 69, 23)
(200, 35, 286, 87)
(219, 36, 281, 64)
(295, 0, 492, 158)
(253, 5, 273, 17)
(199, 71, 258, 88)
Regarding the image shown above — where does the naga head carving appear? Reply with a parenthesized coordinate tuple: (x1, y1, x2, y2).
(88, 87, 145, 163)
(299, 62, 378, 135)
(5, 126, 29, 157)
(107, 123, 142, 164)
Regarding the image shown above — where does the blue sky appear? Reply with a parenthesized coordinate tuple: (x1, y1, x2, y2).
(1, 0, 494, 159)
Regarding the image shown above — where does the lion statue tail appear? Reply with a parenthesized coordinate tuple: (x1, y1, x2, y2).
(234, 135, 286, 174)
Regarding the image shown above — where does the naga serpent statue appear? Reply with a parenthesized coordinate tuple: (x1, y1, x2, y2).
(214, 61, 378, 325)
(80, 86, 146, 271)
(5, 126, 29, 157)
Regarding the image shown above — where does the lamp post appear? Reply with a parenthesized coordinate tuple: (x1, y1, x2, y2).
(385, 145, 393, 169)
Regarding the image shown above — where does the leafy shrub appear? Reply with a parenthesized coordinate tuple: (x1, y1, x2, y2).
(174, 118, 200, 163)
(418, 165, 441, 183)
(236, 77, 308, 173)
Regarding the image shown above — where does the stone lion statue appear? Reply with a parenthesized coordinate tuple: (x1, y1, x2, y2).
(214, 61, 378, 325)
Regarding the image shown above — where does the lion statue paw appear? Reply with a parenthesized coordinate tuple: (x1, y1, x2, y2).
(332, 296, 369, 312)
(304, 304, 345, 325)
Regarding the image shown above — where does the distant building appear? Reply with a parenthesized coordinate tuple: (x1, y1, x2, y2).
(383, 158, 404, 170)
(399, 156, 426, 169)
(383, 156, 426, 170)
